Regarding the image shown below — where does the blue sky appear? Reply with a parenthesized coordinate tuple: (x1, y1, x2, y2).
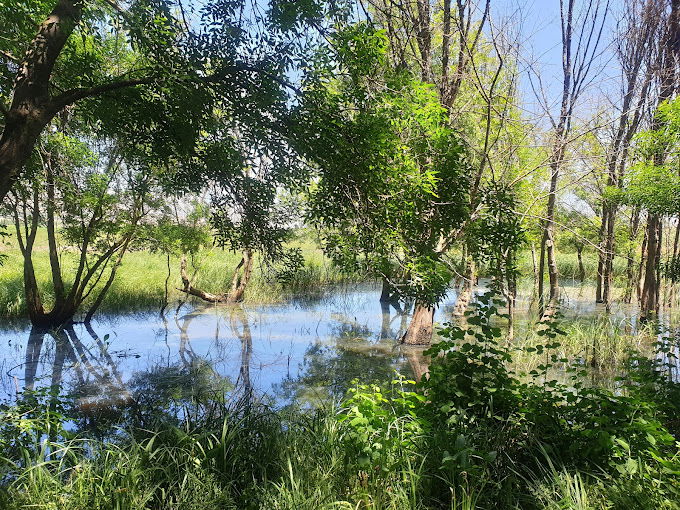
(490, 0, 624, 121)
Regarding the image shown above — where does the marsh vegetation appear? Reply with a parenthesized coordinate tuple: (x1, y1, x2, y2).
(3, 0, 680, 508)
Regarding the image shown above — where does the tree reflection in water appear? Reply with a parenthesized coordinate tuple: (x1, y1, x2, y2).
(276, 301, 415, 404)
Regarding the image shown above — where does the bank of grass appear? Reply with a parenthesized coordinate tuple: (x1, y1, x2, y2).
(3, 400, 674, 510)
(0, 229, 362, 320)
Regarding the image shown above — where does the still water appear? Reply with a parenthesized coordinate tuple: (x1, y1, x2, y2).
(0, 281, 675, 409)
(0, 283, 461, 408)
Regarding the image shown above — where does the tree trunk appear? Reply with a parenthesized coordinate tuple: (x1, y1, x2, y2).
(178, 250, 254, 304)
(545, 205, 560, 305)
(401, 303, 435, 345)
(453, 258, 475, 317)
(623, 210, 640, 304)
(640, 214, 662, 321)
(576, 246, 585, 282)
(595, 215, 605, 302)
(228, 249, 253, 302)
(379, 276, 394, 303)
(179, 255, 230, 303)
(380, 301, 392, 340)
(531, 243, 538, 289)
(160, 253, 171, 316)
(602, 206, 616, 304)
(0, 0, 84, 202)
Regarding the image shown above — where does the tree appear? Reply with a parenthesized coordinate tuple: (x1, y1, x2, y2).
(638, 0, 680, 321)
(293, 24, 471, 345)
(2, 128, 155, 326)
(555, 207, 599, 282)
(534, 0, 609, 317)
(142, 207, 212, 315)
(595, 0, 662, 305)
(0, 0, 307, 202)
(624, 97, 680, 317)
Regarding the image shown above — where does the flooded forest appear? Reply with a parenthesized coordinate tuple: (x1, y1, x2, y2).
(2, 0, 680, 508)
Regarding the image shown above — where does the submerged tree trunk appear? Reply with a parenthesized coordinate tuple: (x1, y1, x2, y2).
(160, 253, 171, 316)
(623, 210, 641, 304)
(401, 303, 435, 345)
(379, 276, 396, 303)
(601, 207, 616, 304)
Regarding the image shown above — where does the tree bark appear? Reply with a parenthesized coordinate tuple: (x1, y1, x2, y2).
(227, 249, 253, 303)
(453, 258, 475, 317)
(576, 246, 585, 282)
(0, 0, 85, 202)
(624, 209, 641, 303)
(178, 250, 253, 304)
(379, 276, 393, 303)
(640, 214, 662, 320)
(179, 255, 230, 303)
(401, 302, 435, 345)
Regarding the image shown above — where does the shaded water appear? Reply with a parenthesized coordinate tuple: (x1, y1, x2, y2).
(0, 281, 678, 410)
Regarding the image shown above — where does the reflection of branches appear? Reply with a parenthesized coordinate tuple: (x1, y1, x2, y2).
(380, 301, 409, 340)
(229, 306, 253, 397)
(175, 312, 199, 368)
(24, 327, 46, 392)
(21, 324, 128, 403)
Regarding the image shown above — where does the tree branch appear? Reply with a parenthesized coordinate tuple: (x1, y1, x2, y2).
(50, 63, 301, 112)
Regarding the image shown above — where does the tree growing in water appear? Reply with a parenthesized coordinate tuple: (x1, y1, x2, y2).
(2, 130, 155, 326)
(293, 24, 471, 344)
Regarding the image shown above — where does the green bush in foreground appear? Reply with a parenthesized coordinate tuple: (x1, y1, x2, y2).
(1, 293, 679, 509)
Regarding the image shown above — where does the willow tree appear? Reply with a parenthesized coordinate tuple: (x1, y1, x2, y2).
(293, 24, 471, 345)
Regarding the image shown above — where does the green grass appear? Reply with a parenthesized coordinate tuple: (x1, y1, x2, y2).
(0, 229, 362, 320)
(513, 251, 630, 283)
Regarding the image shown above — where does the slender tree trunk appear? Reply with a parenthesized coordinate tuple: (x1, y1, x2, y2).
(160, 253, 171, 316)
(84, 237, 132, 322)
(453, 258, 475, 317)
(624, 210, 640, 304)
(576, 246, 585, 282)
(602, 206, 616, 304)
(380, 301, 391, 340)
(596, 213, 605, 302)
(531, 243, 538, 288)
(45, 154, 65, 304)
(379, 276, 393, 303)
(641, 214, 662, 320)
